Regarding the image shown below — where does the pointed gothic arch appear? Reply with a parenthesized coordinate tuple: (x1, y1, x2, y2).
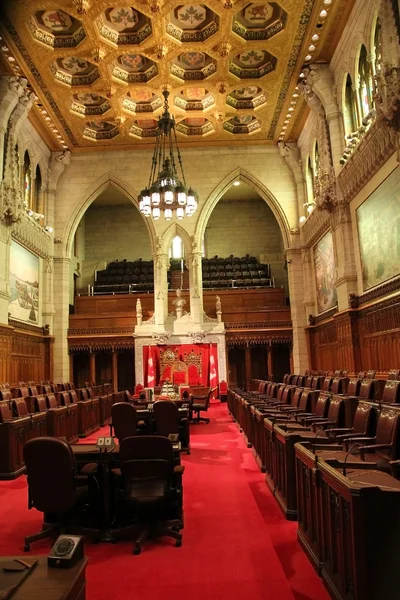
(195, 168, 291, 250)
(63, 172, 157, 259)
(160, 222, 193, 257)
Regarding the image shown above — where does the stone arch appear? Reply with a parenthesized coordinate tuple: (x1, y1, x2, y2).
(351, 34, 368, 83)
(195, 168, 291, 250)
(161, 222, 193, 257)
(62, 172, 157, 259)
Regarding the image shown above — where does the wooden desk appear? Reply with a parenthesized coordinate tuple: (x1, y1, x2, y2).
(6, 556, 87, 600)
(295, 442, 400, 600)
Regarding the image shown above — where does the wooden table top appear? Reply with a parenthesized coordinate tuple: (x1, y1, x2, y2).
(2, 556, 88, 600)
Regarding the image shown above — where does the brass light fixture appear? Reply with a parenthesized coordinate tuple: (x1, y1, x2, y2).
(138, 90, 198, 221)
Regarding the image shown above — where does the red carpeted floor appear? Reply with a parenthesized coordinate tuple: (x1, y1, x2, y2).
(0, 402, 329, 600)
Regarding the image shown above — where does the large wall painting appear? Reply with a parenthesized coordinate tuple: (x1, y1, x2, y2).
(314, 231, 337, 313)
(357, 167, 400, 290)
(9, 241, 40, 324)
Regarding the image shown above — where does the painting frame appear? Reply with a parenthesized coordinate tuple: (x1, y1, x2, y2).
(314, 230, 338, 314)
(356, 167, 400, 291)
(9, 240, 40, 325)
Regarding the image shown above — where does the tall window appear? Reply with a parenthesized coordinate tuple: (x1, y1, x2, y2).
(23, 150, 32, 209)
(358, 45, 372, 118)
(35, 165, 42, 214)
(373, 18, 381, 77)
(170, 235, 184, 259)
(306, 155, 314, 203)
(344, 74, 357, 135)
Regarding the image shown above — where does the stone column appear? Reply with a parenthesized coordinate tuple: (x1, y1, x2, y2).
(42, 255, 55, 334)
(152, 250, 169, 328)
(330, 203, 358, 311)
(285, 247, 309, 372)
(187, 241, 203, 326)
(0, 222, 11, 324)
(278, 141, 305, 221)
(301, 247, 316, 321)
(52, 255, 71, 382)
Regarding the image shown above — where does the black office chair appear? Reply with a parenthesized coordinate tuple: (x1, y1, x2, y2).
(191, 387, 212, 423)
(153, 400, 190, 454)
(115, 435, 184, 554)
(110, 402, 137, 441)
(23, 437, 98, 551)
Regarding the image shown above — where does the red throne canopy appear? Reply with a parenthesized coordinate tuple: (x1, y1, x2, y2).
(143, 343, 218, 388)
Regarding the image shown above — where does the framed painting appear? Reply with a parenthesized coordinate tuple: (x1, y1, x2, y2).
(9, 240, 40, 324)
(314, 231, 337, 314)
(357, 167, 400, 290)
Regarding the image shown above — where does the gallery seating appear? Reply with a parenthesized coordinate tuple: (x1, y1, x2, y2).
(202, 254, 274, 289)
(94, 258, 156, 294)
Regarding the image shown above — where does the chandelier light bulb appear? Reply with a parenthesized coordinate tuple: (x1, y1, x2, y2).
(312, 34, 319, 41)
(138, 90, 198, 220)
(308, 44, 316, 51)
(299, 216, 307, 223)
(320, 9, 328, 17)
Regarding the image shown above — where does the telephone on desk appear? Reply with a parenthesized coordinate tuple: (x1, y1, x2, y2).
(48, 535, 84, 568)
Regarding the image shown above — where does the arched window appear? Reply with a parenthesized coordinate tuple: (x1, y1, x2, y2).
(23, 150, 32, 209)
(344, 74, 357, 135)
(372, 18, 381, 77)
(35, 165, 42, 214)
(358, 45, 372, 118)
(306, 155, 314, 204)
(170, 235, 184, 259)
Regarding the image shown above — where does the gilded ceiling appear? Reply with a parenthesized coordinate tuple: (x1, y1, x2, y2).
(0, 0, 354, 150)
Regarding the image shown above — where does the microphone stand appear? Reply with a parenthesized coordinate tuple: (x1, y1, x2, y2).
(342, 442, 360, 477)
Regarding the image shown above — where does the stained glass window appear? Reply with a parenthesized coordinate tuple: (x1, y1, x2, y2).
(23, 151, 31, 209)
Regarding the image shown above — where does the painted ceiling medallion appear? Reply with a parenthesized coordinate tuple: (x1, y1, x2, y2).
(122, 91, 162, 113)
(171, 52, 216, 81)
(83, 120, 119, 140)
(70, 93, 110, 116)
(227, 86, 267, 109)
(233, 2, 287, 41)
(129, 119, 158, 138)
(176, 117, 214, 136)
(112, 54, 158, 83)
(229, 49, 277, 79)
(174, 88, 215, 111)
(166, 4, 219, 42)
(224, 115, 261, 134)
(28, 10, 85, 48)
(96, 6, 152, 45)
(50, 57, 99, 86)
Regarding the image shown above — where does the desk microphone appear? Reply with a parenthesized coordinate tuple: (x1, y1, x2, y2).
(314, 425, 326, 439)
(342, 442, 360, 477)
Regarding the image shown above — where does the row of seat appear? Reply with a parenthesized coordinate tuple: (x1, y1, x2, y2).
(232, 373, 400, 599)
(0, 383, 125, 480)
(202, 255, 272, 289)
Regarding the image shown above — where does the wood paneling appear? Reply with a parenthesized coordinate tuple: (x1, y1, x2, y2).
(307, 292, 400, 373)
(0, 323, 53, 384)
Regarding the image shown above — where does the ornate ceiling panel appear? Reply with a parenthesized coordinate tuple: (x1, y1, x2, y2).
(0, 0, 355, 149)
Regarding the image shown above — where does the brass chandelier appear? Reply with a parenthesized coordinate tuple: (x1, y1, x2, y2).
(138, 90, 198, 221)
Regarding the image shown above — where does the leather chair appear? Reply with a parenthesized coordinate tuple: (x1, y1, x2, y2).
(219, 380, 228, 402)
(381, 380, 400, 404)
(153, 400, 190, 454)
(110, 402, 137, 441)
(190, 387, 211, 423)
(325, 400, 375, 442)
(13, 398, 47, 438)
(114, 435, 184, 554)
(23, 437, 98, 551)
(345, 406, 400, 472)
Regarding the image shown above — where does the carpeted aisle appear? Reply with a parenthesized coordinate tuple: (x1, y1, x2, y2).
(0, 401, 329, 600)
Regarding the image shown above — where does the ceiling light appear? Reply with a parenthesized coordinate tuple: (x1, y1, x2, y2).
(286, 114, 292, 118)
(282, 126, 287, 130)
(8, 56, 15, 62)
(312, 34, 319, 41)
(292, 93, 299, 98)
(299, 216, 306, 223)
(305, 55, 312, 61)
(138, 91, 198, 221)
(233, 181, 240, 186)
(320, 9, 328, 17)
(284, 120, 290, 124)
(288, 107, 294, 112)
(44, 226, 53, 232)
(308, 44, 316, 51)
(299, 72, 305, 78)
(323, 0, 332, 4)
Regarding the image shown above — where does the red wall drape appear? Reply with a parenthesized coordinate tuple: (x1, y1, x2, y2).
(142, 343, 219, 387)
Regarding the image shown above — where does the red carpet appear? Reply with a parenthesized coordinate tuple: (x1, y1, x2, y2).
(0, 402, 329, 599)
